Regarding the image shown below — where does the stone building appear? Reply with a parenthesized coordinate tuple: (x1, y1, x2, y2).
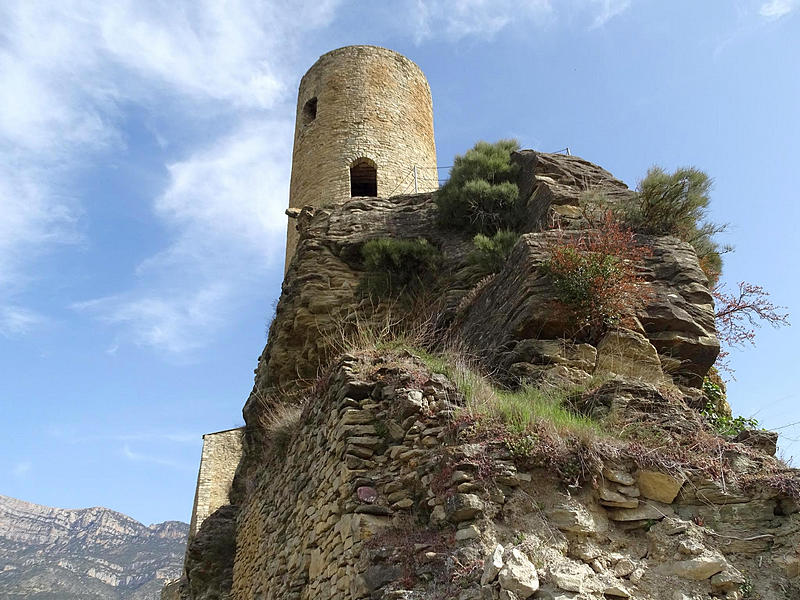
(186, 427, 243, 542)
(285, 45, 438, 270)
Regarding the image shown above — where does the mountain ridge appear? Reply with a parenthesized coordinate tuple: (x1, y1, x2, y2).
(0, 494, 187, 599)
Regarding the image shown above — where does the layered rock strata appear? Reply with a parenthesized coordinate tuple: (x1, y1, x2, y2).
(194, 355, 798, 599)
(178, 151, 796, 600)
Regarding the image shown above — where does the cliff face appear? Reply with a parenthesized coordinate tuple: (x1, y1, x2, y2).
(0, 494, 187, 599)
(229, 356, 797, 600)
(179, 151, 799, 600)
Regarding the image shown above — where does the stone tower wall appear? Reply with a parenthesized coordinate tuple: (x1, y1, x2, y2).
(285, 45, 438, 269)
(187, 427, 243, 540)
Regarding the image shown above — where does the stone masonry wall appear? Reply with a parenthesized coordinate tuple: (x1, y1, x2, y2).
(188, 428, 244, 541)
(230, 354, 800, 600)
(232, 354, 466, 600)
(286, 45, 438, 270)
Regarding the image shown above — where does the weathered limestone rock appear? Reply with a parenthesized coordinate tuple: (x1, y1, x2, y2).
(636, 470, 685, 504)
(595, 329, 664, 383)
(664, 552, 729, 581)
(635, 236, 719, 387)
(446, 493, 484, 522)
(498, 548, 539, 598)
(606, 501, 674, 522)
(458, 233, 718, 388)
(512, 150, 635, 232)
(482, 544, 505, 584)
(735, 428, 779, 456)
(547, 500, 609, 534)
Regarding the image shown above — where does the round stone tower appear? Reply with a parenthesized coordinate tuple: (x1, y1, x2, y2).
(285, 45, 438, 270)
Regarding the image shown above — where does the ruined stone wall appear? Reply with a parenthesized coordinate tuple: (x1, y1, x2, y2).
(285, 45, 438, 269)
(188, 428, 244, 540)
(230, 355, 800, 600)
(231, 355, 466, 600)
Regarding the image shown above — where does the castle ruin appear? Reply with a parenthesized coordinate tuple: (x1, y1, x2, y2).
(172, 45, 800, 600)
(285, 45, 438, 271)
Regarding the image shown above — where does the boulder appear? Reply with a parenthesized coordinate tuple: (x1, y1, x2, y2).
(482, 544, 505, 584)
(446, 493, 484, 522)
(606, 501, 674, 522)
(734, 429, 778, 456)
(498, 548, 539, 598)
(664, 553, 729, 581)
(595, 329, 664, 383)
(637, 470, 685, 504)
(547, 501, 609, 534)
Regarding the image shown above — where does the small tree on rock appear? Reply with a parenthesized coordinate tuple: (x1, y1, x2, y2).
(436, 139, 521, 235)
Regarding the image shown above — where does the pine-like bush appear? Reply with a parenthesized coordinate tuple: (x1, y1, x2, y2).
(469, 229, 520, 275)
(620, 166, 727, 284)
(436, 139, 521, 234)
(360, 237, 440, 297)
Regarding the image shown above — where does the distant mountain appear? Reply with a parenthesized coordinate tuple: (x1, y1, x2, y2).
(0, 494, 187, 600)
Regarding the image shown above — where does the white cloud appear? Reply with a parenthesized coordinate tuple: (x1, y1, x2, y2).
(407, 0, 632, 41)
(588, 0, 632, 29)
(0, 0, 337, 349)
(47, 426, 199, 445)
(145, 121, 292, 273)
(0, 305, 47, 337)
(75, 120, 292, 355)
(411, 0, 553, 41)
(759, 0, 798, 18)
(74, 285, 231, 355)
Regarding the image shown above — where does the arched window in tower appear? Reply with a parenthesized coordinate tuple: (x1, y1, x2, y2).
(350, 158, 377, 197)
(301, 97, 317, 125)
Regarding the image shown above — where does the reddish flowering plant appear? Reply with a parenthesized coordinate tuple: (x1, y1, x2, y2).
(543, 211, 652, 342)
(712, 281, 789, 372)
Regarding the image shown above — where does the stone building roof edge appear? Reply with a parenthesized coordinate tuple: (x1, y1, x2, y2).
(201, 426, 245, 439)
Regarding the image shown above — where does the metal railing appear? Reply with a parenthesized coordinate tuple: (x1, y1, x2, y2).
(387, 146, 573, 197)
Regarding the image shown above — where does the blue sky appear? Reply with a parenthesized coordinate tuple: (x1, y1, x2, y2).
(1, 1, 798, 526)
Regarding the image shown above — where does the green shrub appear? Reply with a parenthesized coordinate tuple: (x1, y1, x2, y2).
(619, 166, 728, 285)
(436, 139, 521, 234)
(700, 369, 758, 436)
(701, 400, 759, 437)
(360, 237, 440, 297)
(469, 229, 520, 275)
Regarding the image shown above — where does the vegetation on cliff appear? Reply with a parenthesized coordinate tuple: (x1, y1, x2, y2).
(541, 212, 652, 343)
(202, 148, 798, 600)
(619, 166, 727, 285)
(359, 237, 441, 298)
(468, 229, 520, 275)
(436, 139, 521, 235)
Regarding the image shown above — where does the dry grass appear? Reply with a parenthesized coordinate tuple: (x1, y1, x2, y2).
(257, 395, 305, 456)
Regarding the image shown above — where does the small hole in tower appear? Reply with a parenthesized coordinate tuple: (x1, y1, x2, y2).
(350, 158, 377, 197)
(301, 97, 317, 125)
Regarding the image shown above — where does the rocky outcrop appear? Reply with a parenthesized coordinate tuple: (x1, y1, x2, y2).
(182, 505, 238, 600)
(248, 151, 718, 414)
(226, 355, 798, 599)
(457, 232, 717, 389)
(0, 494, 187, 600)
(182, 150, 788, 600)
